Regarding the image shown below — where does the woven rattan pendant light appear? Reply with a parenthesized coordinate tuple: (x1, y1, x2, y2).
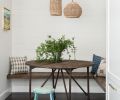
(64, 0, 82, 18)
(50, 0, 62, 16)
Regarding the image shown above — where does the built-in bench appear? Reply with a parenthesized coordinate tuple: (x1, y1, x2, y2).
(7, 72, 106, 92)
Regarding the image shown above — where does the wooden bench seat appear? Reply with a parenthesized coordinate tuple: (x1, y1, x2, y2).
(94, 77, 106, 92)
(7, 72, 105, 92)
(7, 72, 95, 79)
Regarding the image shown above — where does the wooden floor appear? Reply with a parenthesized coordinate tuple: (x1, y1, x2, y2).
(6, 93, 105, 100)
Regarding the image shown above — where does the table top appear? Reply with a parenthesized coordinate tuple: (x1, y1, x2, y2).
(26, 60, 93, 69)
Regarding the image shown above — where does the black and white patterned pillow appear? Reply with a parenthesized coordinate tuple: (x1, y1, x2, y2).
(9, 57, 29, 74)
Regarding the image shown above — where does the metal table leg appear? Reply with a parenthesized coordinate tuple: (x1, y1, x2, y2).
(52, 69, 56, 100)
(52, 69, 55, 88)
(66, 70, 87, 95)
(53, 69, 60, 100)
(68, 69, 72, 100)
(61, 69, 69, 100)
(87, 67, 90, 100)
(29, 67, 32, 100)
(54, 69, 60, 88)
(41, 72, 53, 87)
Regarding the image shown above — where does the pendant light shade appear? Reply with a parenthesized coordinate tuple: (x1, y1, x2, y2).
(64, 1, 82, 18)
(50, 0, 62, 16)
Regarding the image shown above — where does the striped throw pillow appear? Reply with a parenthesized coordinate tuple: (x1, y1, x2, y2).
(9, 57, 29, 74)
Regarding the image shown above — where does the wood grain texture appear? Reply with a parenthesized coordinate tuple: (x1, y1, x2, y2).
(26, 60, 93, 69)
(7, 72, 94, 79)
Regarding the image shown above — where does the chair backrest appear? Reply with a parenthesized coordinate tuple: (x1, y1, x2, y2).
(91, 54, 102, 75)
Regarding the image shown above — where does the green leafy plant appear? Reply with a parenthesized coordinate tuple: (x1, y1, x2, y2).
(36, 35, 74, 62)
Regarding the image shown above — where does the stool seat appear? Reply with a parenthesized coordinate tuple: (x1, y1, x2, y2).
(33, 87, 54, 94)
(33, 87, 55, 100)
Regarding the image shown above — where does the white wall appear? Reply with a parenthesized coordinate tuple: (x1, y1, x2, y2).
(107, 0, 120, 100)
(0, 0, 12, 99)
(12, 0, 106, 61)
(109, 0, 120, 78)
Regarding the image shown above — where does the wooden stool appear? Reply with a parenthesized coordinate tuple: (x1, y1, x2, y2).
(33, 87, 55, 100)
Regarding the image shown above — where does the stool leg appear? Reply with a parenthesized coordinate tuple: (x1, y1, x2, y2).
(50, 93, 54, 100)
(34, 93, 38, 100)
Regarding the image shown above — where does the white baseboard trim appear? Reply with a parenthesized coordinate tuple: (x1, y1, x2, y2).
(0, 88, 11, 100)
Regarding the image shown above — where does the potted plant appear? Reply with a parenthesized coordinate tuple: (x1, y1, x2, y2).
(36, 35, 75, 63)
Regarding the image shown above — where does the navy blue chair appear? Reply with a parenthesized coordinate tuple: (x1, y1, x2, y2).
(91, 54, 102, 75)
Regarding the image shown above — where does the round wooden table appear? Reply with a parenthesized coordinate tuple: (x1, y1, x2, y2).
(26, 60, 93, 100)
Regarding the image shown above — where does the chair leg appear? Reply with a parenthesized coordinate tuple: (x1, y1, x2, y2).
(50, 93, 54, 100)
(34, 93, 38, 100)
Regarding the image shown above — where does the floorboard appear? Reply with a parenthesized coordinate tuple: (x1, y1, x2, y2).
(6, 93, 105, 100)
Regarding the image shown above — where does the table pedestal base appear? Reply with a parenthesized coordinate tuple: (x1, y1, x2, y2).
(29, 67, 90, 100)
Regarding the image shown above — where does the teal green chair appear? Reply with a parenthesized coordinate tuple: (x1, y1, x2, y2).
(33, 87, 55, 100)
